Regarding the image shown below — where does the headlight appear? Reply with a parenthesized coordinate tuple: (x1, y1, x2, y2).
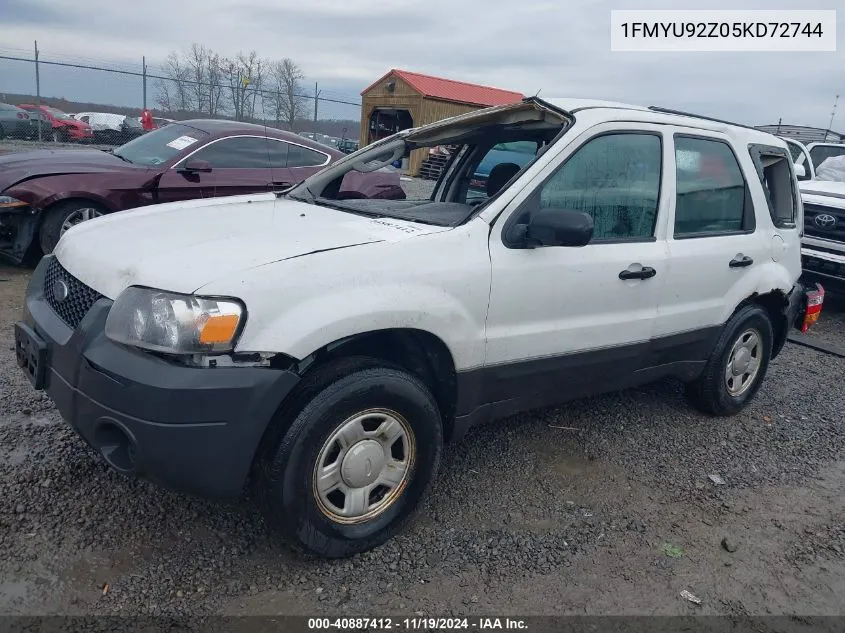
(105, 287, 245, 354)
(0, 195, 28, 210)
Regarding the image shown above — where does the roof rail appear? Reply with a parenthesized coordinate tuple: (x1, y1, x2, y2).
(647, 106, 759, 132)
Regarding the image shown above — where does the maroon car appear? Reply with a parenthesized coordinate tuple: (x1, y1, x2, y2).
(0, 119, 404, 263)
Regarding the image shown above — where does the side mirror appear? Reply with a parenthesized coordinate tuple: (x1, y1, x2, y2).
(179, 158, 212, 173)
(521, 208, 594, 247)
(794, 163, 807, 179)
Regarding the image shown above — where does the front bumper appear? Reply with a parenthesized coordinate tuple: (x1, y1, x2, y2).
(802, 246, 845, 292)
(14, 256, 301, 498)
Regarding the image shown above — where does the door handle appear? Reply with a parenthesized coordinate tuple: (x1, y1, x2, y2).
(619, 266, 657, 281)
(729, 254, 754, 268)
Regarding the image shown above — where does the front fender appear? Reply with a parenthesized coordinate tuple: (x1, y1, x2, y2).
(234, 282, 488, 371)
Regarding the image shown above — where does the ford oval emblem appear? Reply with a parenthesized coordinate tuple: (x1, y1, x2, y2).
(814, 213, 837, 229)
(52, 279, 69, 303)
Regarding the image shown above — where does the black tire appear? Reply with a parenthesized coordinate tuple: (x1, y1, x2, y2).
(51, 129, 64, 143)
(257, 357, 443, 558)
(685, 305, 774, 416)
(38, 200, 106, 254)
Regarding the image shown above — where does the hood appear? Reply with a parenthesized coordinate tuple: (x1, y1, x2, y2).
(0, 149, 145, 191)
(55, 193, 452, 298)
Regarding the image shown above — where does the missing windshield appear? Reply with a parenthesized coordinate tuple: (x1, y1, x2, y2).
(287, 99, 572, 227)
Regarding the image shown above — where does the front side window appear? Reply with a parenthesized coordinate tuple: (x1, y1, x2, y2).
(189, 136, 276, 169)
(810, 144, 845, 169)
(674, 136, 753, 237)
(536, 133, 662, 241)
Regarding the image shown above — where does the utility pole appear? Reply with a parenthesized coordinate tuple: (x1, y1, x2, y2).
(313, 82, 319, 138)
(34, 40, 42, 141)
(142, 56, 147, 110)
(776, 117, 782, 135)
(826, 94, 839, 142)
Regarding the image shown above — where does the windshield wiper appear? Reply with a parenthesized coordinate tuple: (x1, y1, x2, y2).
(111, 153, 133, 164)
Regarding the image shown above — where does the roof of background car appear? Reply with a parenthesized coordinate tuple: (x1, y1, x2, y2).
(178, 119, 343, 154)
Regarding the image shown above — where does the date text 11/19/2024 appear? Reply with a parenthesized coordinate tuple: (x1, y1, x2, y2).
(307, 617, 528, 630)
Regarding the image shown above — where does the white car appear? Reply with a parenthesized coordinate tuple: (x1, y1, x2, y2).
(797, 180, 845, 293)
(74, 111, 145, 144)
(14, 98, 824, 557)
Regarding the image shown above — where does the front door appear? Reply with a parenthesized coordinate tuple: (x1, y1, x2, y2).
(164, 136, 277, 200)
(484, 124, 671, 415)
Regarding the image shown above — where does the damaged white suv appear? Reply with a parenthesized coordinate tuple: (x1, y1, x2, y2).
(15, 98, 823, 557)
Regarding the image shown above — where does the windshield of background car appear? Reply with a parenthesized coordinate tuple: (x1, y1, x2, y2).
(45, 107, 73, 120)
(809, 144, 845, 169)
(113, 123, 210, 166)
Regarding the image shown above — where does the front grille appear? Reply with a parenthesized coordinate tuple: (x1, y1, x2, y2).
(44, 257, 103, 329)
(803, 203, 845, 242)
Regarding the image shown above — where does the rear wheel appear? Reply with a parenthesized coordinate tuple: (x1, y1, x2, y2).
(258, 357, 443, 558)
(39, 201, 106, 254)
(685, 305, 773, 416)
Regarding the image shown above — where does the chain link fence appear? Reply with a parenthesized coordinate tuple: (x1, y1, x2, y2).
(0, 44, 362, 151)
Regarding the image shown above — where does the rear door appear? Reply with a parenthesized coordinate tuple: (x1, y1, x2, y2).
(656, 130, 768, 346)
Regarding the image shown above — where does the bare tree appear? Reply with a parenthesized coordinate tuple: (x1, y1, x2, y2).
(263, 58, 307, 130)
(223, 51, 263, 121)
(156, 45, 226, 117)
(156, 52, 193, 113)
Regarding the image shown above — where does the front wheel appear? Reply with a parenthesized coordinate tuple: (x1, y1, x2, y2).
(258, 358, 443, 558)
(39, 201, 105, 254)
(685, 305, 774, 416)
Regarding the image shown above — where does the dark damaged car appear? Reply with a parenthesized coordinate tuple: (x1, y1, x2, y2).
(0, 119, 405, 262)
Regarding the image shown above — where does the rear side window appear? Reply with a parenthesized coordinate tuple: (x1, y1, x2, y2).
(674, 136, 754, 238)
(748, 144, 798, 229)
(287, 143, 328, 167)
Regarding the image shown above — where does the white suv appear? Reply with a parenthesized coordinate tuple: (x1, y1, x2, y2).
(14, 98, 823, 557)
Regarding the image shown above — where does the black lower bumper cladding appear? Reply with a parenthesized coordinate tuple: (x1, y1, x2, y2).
(14, 256, 300, 498)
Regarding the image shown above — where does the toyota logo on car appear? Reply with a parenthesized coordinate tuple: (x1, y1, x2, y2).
(814, 213, 837, 229)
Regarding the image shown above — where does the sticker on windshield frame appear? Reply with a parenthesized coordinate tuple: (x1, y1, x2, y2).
(166, 135, 199, 150)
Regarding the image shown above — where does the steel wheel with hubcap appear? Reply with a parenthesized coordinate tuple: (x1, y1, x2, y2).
(314, 408, 415, 524)
(258, 357, 443, 558)
(685, 304, 773, 416)
(724, 328, 762, 397)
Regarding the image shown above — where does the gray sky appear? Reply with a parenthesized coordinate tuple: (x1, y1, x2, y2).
(1, 0, 842, 127)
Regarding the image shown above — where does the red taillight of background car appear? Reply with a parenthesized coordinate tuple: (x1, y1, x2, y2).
(801, 283, 825, 332)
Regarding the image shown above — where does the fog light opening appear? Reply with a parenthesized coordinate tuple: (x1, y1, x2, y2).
(94, 421, 137, 473)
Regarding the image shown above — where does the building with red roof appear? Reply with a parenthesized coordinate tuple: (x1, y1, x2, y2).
(359, 69, 524, 176)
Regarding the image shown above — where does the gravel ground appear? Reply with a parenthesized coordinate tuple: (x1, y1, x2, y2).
(1, 263, 844, 622)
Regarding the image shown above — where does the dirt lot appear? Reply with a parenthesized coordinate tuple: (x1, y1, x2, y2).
(1, 264, 845, 623)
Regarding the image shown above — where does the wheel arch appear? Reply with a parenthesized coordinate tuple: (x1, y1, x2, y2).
(730, 288, 792, 359)
(293, 328, 459, 439)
